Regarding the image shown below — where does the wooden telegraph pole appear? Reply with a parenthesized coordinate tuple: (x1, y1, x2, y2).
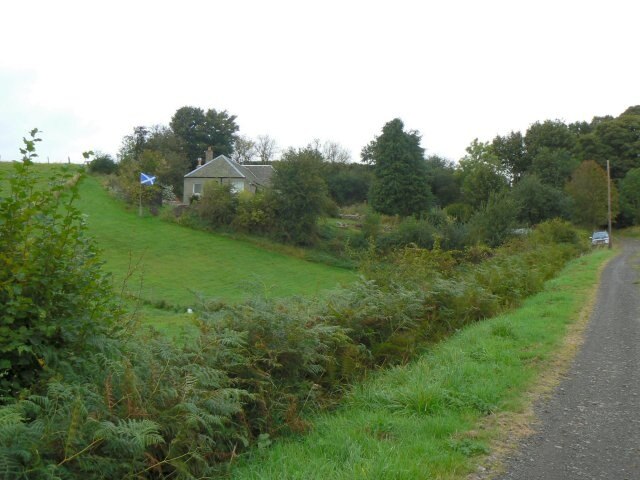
(607, 160, 612, 249)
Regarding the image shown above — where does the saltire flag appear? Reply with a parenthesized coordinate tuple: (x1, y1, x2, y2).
(140, 172, 156, 185)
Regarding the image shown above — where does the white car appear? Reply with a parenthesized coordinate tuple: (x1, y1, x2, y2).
(591, 231, 609, 246)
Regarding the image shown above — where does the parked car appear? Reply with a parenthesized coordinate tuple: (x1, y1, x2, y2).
(591, 231, 609, 246)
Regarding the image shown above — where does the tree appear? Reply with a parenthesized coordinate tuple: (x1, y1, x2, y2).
(618, 168, 640, 225)
(576, 109, 640, 180)
(88, 152, 117, 174)
(530, 147, 579, 188)
(143, 126, 190, 197)
(118, 126, 150, 164)
(424, 155, 460, 207)
(565, 160, 618, 228)
(321, 140, 351, 163)
(367, 118, 433, 216)
(524, 120, 576, 161)
(255, 134, 278, 164)
(322, 162, 372, 206)
(232, 135, 256, 164)
(511, 174, 570, 225)
(469, 190, 519, 247)
(492, 131, 528, 183)
(170, 106, 239, 168)
(271, 147, 329, 244)
(457, 139, 509, 208)
(117, 150, 167, 206)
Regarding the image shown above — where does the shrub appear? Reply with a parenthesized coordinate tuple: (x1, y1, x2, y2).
(232, 191, 275, 234)
(0, 131, 117, 395)
(199, 297, 353, 433)
(322, 279, 427, 365)
(445, 202, 473, 222)
(376, 217, 437, 251)
(361, 210, 382, 239)
(532, 218, 584, 247)
(469, 190, 519, 247)
(88, 153, 118, 174)
(194, 182, 238, 228)
(0, 330, 248, 479)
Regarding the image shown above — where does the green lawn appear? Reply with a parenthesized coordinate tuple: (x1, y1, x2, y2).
(229, 249, 615, 479)
(76, 175, 355, 309)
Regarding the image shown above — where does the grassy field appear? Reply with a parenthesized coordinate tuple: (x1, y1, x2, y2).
(0, 161, 81, 189)
(75, 175, 356, 308)
(2, 163, 356, 334)
(229, 248, 615, 479)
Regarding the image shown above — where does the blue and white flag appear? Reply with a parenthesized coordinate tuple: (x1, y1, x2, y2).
(140, 172, 156, 185)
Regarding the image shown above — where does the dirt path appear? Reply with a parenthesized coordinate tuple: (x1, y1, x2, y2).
(495, 241, 640, 479)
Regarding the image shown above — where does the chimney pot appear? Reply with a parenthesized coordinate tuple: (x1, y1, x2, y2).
(197, 157, 203, 167)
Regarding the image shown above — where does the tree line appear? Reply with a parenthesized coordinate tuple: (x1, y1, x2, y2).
(90, 105, 640, 246)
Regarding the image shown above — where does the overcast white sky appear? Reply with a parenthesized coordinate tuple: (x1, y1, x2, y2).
(1, 0, 638, 164)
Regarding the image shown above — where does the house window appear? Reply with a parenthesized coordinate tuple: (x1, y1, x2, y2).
(231, 179, 245, 193)
(193, 183, 203, 195)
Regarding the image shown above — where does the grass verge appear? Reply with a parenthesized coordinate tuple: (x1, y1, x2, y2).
(228, 248, 616, 480)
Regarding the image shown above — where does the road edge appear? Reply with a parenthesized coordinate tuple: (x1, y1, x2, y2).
(467, 248, 620, 480)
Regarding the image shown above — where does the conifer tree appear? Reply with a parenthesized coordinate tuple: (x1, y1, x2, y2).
(365, 118, 433, 216)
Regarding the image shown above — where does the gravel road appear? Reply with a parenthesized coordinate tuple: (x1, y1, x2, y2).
(496, 241, 640, 479)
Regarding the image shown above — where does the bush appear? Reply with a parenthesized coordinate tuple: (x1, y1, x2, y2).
(193, 182, 238, 228)
(445, 202, 473, 222)
(0, 131, 117, 395)
(532, 218, 584, 247)
(88, 153, 118, 174)
(469, 191, 519, 247)
(232, 191, 275, 234)
(376, 216, 437, 251)
(361, 210, 382, 239)
(200, 297, 353, 433)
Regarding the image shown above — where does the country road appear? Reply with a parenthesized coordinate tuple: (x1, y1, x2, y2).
(496, 240, 640, 479)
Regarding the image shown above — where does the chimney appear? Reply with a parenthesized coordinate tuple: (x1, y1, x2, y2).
(197, 157, 203, 167)
(205, 146, 214, 162)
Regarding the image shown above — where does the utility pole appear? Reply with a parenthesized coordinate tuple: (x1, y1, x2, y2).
(607, 160, 613, 249)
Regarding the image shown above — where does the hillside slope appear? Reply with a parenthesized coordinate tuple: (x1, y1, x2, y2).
(76, 175, 355, 308)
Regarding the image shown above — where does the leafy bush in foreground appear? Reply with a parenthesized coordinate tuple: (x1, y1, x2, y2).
(0, 131, 116, 395)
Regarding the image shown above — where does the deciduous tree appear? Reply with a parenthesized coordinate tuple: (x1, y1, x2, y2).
(232, 135, 256, 164)
(271, 147, 329, 244)
(458, 139, 508, 207)
(255, 134, 278, 164)
(565, 160, 618, 228)
(524, 120, 576, 161)
(511, 174, 570, 225)
(170, 106, 239, 168)
(618, 167, 640, 225)
(492, 131, 528, 182)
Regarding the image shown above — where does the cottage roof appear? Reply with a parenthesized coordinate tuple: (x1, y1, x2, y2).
(243, 165, 274, 186)
(184, 155, 274, 187)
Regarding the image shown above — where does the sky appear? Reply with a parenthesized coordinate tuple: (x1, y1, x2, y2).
(1, 0, 638, 164)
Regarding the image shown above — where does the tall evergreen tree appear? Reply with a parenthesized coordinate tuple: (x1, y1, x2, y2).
(366, 118, 433, 216)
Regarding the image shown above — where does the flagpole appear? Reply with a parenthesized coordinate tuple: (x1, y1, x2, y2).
(139, 173, 142, 217)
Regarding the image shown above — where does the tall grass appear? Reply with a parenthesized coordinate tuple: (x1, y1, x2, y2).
(229, 249, 614, 479)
